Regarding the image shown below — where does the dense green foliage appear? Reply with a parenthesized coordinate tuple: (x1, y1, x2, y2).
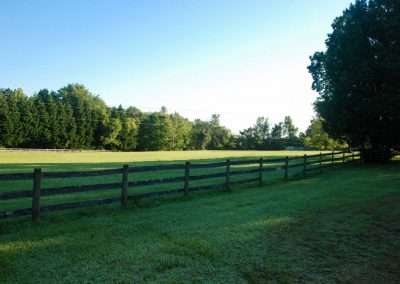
(0, 85, 110, 149)
(237, 116, 303, 150)
(1, 84, 333, 151)
(1, 160, 399, 283)
(308, 0, 400, 161)
(0, 85, 234, 151)
(303, 117, 347, 150)
(189, 115, 235, 150)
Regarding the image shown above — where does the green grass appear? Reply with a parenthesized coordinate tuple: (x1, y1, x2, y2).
(0, 150, 325, 212)
(0, 153, 399, 283)
(0, 150, 325, 166)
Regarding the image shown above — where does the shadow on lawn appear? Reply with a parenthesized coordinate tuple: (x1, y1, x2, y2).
(1, 162, 400, 283)
(243, 195, 400, 283)
(0, 191, 297, 282)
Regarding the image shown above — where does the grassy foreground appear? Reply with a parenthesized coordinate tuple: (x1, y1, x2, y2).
(1, 161, 399, 283)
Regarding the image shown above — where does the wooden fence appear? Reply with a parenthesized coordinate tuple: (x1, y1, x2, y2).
(0, 151, 360, 222)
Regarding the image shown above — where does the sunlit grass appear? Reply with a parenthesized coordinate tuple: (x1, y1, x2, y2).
(0, 150, 328, 212)
(0, 150, 326, 166)
(0, 161, 399, 283)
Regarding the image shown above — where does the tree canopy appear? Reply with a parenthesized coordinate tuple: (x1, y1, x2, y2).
(303, 117, 347, 150)
(0, 85, 234, 151)
(1, 84, 339, 152)
(308, 0, 400, 161)
(237, 116, 303, 150)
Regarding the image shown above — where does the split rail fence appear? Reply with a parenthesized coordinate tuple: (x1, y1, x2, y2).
(0, 151, 360, 221)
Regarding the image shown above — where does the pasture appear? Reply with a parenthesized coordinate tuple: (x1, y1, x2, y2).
(0, 150, 325, 167)
(0, 150, 326, 214)
(0, 151, 399, 283)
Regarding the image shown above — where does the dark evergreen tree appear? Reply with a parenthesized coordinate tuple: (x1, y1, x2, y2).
(308, 0, 400, 161)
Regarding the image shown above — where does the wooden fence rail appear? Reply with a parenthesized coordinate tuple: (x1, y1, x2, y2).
(0, 151, 360, 221)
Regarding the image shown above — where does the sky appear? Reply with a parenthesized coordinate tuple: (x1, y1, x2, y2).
(0, 0, 353, 133)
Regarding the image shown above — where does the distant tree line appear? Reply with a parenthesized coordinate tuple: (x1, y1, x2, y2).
(236, 116, 302, 150)
(0, 84, 342, 151)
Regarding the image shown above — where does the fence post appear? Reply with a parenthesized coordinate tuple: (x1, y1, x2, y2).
(225, 159, 231, 191)
(284, 156, 289, 180)
(184, 161, 190, 196)
(342, 152, 345, 164)
(331, 151, 334, 166)
(303, 154, 307, 177)
(121, 165, 129, 208)
(258, 158, 263, 186)
(32, 168, 42, 222)
(352, 151, 355, 162)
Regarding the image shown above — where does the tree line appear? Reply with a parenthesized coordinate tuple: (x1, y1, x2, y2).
(0, 84, 341, 151)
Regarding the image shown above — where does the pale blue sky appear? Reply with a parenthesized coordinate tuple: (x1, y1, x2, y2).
(0, 0, 352, 132)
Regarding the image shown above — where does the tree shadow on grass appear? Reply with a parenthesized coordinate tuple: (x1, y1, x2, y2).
(226, 172, 400, 283)
(1, 161, 400, 283)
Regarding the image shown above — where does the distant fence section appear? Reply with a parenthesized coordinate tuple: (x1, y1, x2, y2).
(0, 151, 360, 222)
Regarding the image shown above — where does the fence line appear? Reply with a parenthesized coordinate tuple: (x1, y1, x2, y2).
(0, 151, 360, 221)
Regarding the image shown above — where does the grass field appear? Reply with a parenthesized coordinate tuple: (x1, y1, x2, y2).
(0, 150, 325, 168)
(0, 151, 399, 283)
(0, 150, 325, 212)
(0, 160, 399, 283)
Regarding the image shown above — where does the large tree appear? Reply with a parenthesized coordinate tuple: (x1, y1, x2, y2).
(190, 119, 212, 150)
(237, 117, 270, 150)
(282, 116, 298, 140)
(308, 0, 400, 161)
(137, 112, 174, 151)
(170, 113, 192, 150)
(0, 89, 28, 147)
(207, 114, 233, 150)
(58, 84, 109, 149)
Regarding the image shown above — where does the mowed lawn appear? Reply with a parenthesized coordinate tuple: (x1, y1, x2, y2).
(0, 150, 325, 169)
(0, 150, 324, 212)
(0, 150, 319, 165)
(0, 152, 399, 283)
